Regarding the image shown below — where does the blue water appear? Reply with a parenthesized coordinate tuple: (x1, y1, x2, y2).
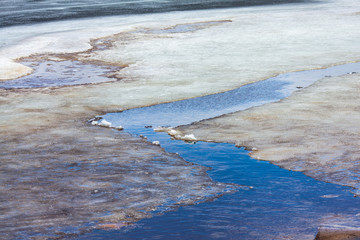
(78, 63, 360, 239)
(80, 138, 359, 239)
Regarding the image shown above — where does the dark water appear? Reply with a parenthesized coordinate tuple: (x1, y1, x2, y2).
(77, 63, 360, 239)
(0, 0, 309, 28)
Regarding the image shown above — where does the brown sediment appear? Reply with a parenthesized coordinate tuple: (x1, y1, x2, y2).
(315, 230, 360, 240)
(174, 73, 360, 193)
(315, 214, 360, 240)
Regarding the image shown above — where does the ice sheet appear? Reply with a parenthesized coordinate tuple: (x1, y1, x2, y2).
(0, 108, 233, 239)
(1, 0, 360, 238)
(1, 0, 360, 94)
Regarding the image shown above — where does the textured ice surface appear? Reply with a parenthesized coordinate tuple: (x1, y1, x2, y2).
(1, 0, 360, 238)
(1, 0, 360, 94)
(0, 116, 232, 239)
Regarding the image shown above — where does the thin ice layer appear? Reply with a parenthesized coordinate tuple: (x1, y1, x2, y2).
(0, 0, 360, 238)
(0, 119, 231, 239)
(174, 73, 360, 192)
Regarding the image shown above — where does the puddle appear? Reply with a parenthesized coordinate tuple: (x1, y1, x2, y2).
(0, 60, 121, 89)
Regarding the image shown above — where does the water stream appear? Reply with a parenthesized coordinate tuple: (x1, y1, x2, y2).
(78, 63, 360, 239)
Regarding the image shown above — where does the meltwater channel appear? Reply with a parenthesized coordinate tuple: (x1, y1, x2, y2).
(81, 63, 360, 239)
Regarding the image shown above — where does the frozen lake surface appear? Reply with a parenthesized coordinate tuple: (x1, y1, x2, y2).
(86, 63, 360, 239)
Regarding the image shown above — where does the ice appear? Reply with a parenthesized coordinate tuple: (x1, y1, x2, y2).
(0, 57, 32, 80)
(1, 0, 360, 238)
(183, 134, 197, 141)
(98, 119, 112, 127)
(0, 113, 231, 239)
(1, 0, 360, 94)
(114, 125, 124, 130)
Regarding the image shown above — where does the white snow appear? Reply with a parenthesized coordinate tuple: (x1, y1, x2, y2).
(114, 125, 124, 130)
(98, 119, 112, 128)
(181, 134, 197, 142)
(152, 141, 160, 146)
(168, 129, 179, 136)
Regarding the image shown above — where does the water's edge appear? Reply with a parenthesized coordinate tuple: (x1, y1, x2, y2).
(82, 62, 360, 239)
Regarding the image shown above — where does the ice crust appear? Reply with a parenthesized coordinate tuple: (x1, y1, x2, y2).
(1, 0, 360, 93)
(0, 0, 360, 238)
(0, 105, 230, 239)
(0, 57, 33, 81)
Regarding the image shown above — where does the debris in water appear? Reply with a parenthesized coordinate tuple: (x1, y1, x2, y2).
(98, 119, 112, 128)
(152, 141, 160, 145)
(182, 134, 197, 142)
(114, 125, 124, 130)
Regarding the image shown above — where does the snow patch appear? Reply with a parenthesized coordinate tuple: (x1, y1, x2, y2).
(98, 119, 112, 128)
(114, 125, 124, 130)
(182, 134, 197, 142)
(152, 141, 160, 146)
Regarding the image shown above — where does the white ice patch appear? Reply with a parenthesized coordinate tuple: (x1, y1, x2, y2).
(91, 119, 123, 130)
(152, 141, 160, 146)
(114, 125, 124, 130)
(1, 0, 360, 88)
(154, 126, 172, 132)
(168, 129, 179, 136)
(98, 119, 112, 128)
(0, 57, 33, 80)
(181, 134, 197, 142)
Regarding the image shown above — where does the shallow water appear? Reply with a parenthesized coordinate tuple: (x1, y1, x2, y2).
(103, 62, 360, 128)
(80, 139, 360, 239)
(80, 63, 360, 239)
(0, 60, 121, 89)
